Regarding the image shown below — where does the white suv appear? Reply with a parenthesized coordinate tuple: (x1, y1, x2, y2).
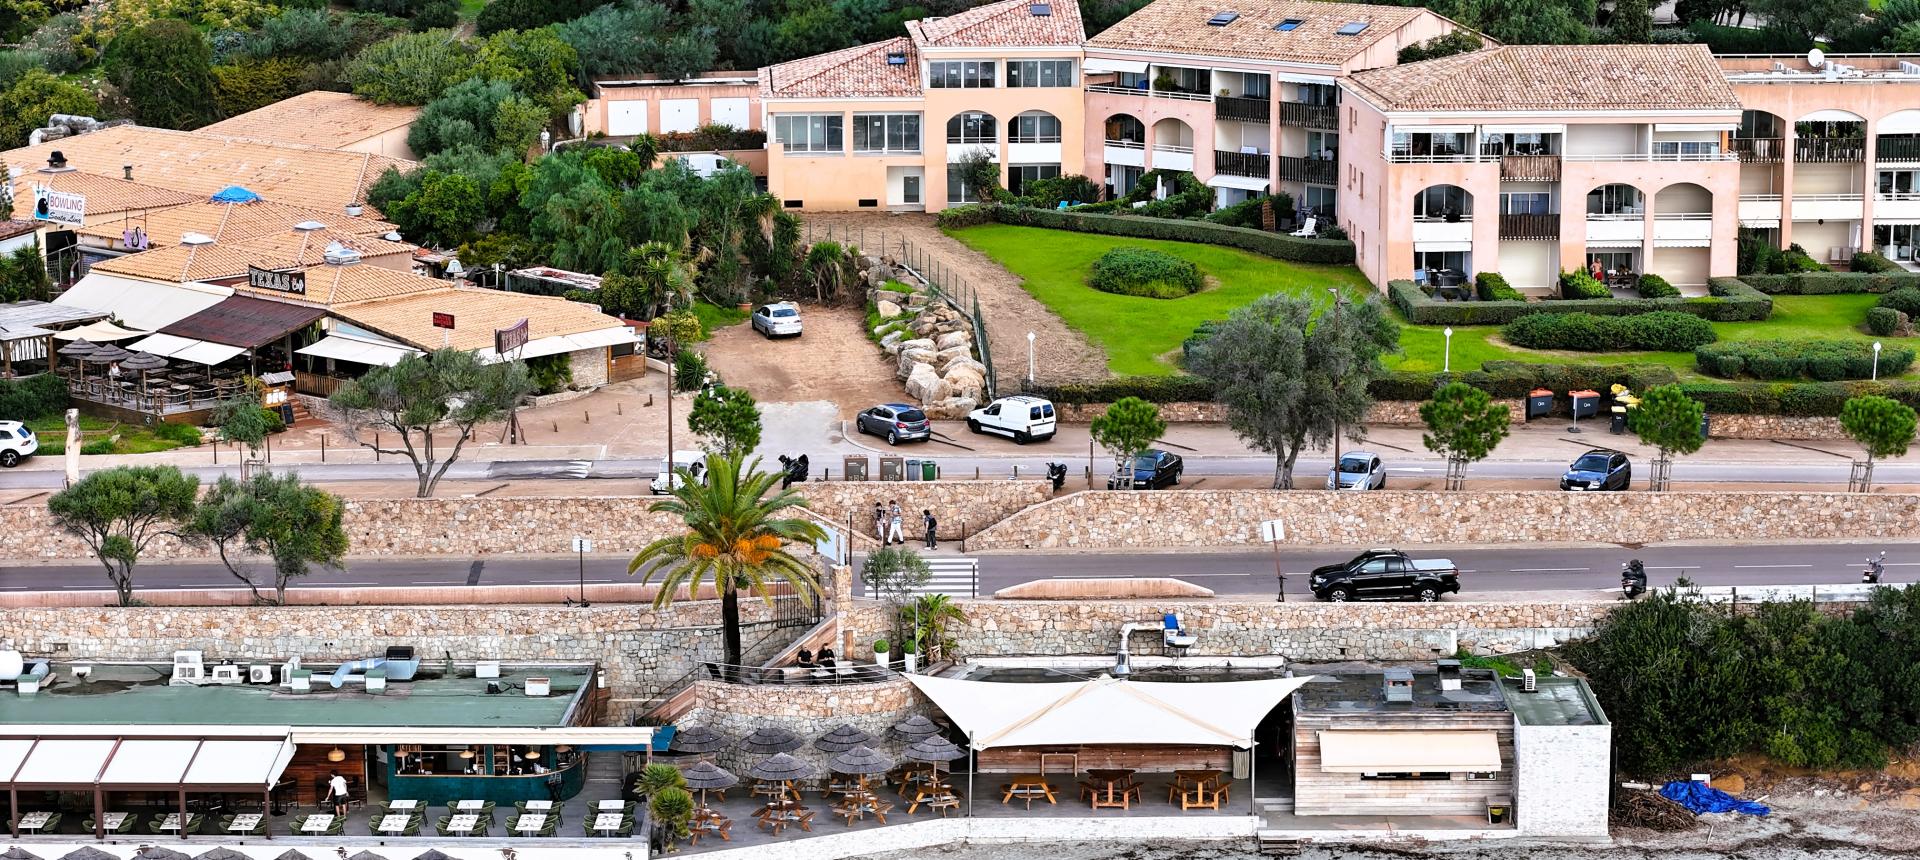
(966, 395, 1057, 444)
(0, 421, 37, 467)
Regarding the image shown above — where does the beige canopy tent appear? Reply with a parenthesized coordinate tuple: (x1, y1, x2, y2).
(52, 320, 150, 342)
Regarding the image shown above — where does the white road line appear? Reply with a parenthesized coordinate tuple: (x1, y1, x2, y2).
(1733, 564, 1813, 569)
(526, 579, 615, 584)
(1508, 567, 1589, 572)
(315, 581, 382, 586)
(1646, 566, 1691, 570)
(1885, 562, 1920, 567)
(410, 580, 465, 585)
(57, 585, 109, 590)
(180, 583, 238, 588)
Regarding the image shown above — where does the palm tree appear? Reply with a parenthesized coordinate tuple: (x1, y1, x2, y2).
(623, 241, 697, 319)
(908, 594, 968, 663)
(629, 453, 828, 672)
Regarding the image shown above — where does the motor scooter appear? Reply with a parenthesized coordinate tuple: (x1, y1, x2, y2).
(1864, 551, 1887, 584)
(1045, 462, 1067, 491)
(1620, 559, 1648, 600)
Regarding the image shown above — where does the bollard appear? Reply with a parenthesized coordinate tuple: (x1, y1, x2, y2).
(553, 421, 559, 433)
(321, 433, 327, 462)
(265, 432, 271, 463)
(374, 432, 380, 462)
(585, 410, 590, 424)
(646, 393, 654, 407)
(617, 402, 623, 416)
(1011, 464, 1020, 479)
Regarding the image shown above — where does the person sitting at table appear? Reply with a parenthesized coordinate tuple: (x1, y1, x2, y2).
(817, 646, 836, 668)
(796, 647, 814, 668)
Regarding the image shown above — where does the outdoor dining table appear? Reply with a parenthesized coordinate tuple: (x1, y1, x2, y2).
(227, 813, 262, 833)
(100, 812, 129, 831)
(512, 813, 546, 834)
(376, 814, 411, 835)
(17, 812, 52, 832)
(446, 814, 480, 835)
(158, 813, 187, 833)
(389, 800, 420, 811)
(297, 814, 332, 834)
(1003, 774, 1056, 808)
(906, 784, 957, 814)
(595, 800, 627, 812)
(523, 800, 554, 811)
(755, 799, 811, 835)
(1086, 768, 1137, 810)
(591, 813, 625, 835)
(689, 808, 731, 844)
(455, 800, 485, 811)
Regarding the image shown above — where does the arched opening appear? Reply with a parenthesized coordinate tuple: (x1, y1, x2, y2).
(1151, 118, 1194, 153)
(1732, 110, 1786, 162)
(1413, 185, 1472, 222)
(1654, 182, 1711, 216)
(946, 112, 997, 146)
(1653, 183, 1713, 288)
(1411, 185, 1474, 287)
(1009, 111, 1061, 143)
(1103, 114, 1146, 146)
(1102, 114, 1147, 198)
(1795, 110, 1866, 162)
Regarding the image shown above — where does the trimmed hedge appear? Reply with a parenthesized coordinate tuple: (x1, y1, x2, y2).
(1745, 272, 1920, 294)
(1389, 277, 1772, 325)
(1559, 269, 1610, 300)
(1475, 272, 1524, 302)
(1636, 273, 1678, 299)
(1371, 361, 1680, 402)
(1024, 375, 1215, 404)
(1694, 339, 1916, 381)
(1867, 306, 1908, 337)
(1088, 247, 1204, 298)
(1679, 380, 1920, 416)
(940, 204, 1355, 265)
(1503, 311, 1717, 352)
(1879, 288, 1920, 317)
(1853, 251, 1901, 274)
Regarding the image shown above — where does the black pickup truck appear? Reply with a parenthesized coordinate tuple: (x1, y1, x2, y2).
(1308, 548, 1462, 602)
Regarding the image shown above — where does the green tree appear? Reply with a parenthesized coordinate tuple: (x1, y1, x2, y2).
(862, 545, 932, 645)
(1753, 0, 1865, 44)
(210, 56, 305, 118)
(213, 390, 276, 463)
(0, 69, 98, 148)
(475, 0, 602, 35)
(344, 29, 477, 105)
(1840, 394, 1918, 491)
(247, 8, 352, 59)
(556, 1, 673, 76)
(628, 453, 828, 671)
(907, 593, 966, 662)
(804, 241, 849, 304)
(104, 20, 216, 129)
(1397, 30, 1483, 62)
(774, 1, 855, 60)
(474, 26, 584, 112)
(649, 786, 694, 842)
(48, 466, 200, 606)
(687, 384, 762, 458)
(409, 77, 548, 157)
(1460, 0, 1588, 43)
(1419, 381, 1511, 490)
(0, 244, 51, 303)
(1612, 0, 1653, 41)
(955, 148, 1002, 202)
(329, 348, 534, 497)
(1627, 384, 1706, 491)
(1090, 397, 1166, 489)
(186, 472, 349, 604)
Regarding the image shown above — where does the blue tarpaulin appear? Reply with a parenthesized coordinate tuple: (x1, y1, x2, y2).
(210, 186, 261, 204)
(1660, 780, 1771, 816)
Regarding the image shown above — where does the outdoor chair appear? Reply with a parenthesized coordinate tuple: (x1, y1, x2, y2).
(217, 814, 267, 835)
(434, 816, 454, 837)
(86, 814, 136, 835)
(30, 812, 62, 834)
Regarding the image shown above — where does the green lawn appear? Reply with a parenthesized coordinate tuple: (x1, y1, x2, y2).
(26, 415, 198, 456)
(689, 301, 750, 339)
(946, 224, 1372, 376)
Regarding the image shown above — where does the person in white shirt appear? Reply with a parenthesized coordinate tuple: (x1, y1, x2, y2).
(327, 771, 350, 817)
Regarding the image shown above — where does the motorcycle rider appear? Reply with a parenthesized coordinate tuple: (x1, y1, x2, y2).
(1620, 558, 1648, 599)
(1864, 551, 1887, 584)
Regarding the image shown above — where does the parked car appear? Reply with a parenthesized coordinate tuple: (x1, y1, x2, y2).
(1107, 449, 1183, 489)
(1309, 548, 1461, 602)
(750, 302, 803, 338)
(0, 421, 34, 467)
(966, 395, 1057, 444)
(1327, 451, 1386, 490)
(856, 403, 931, 445)
(1561, 449, 1630, 491)
(650, 449, 707, 495)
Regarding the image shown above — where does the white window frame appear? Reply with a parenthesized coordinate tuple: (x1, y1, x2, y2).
(772, 114, 844, 154)
(853, 113, 922, 154)
(1010, 112, 1062, 143)
(1008, 59, 1075, 87)
(928, 61, 997, 88)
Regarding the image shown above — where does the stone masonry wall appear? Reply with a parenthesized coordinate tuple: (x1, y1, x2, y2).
(677, 677, 924, 773)
(567, 345, 610, 388)
(968, 490, 1920, 550)
(1052, 400, 1524, 425)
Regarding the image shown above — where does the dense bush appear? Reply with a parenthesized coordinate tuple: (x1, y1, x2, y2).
(0, 373, 69, 421)
(1021, 174, 1103, 209)
(1867, 306, 1909, 337)
(1503, 311, 1717, 352)
(1695, 339, 1916, 381)
(1202, 193, 1294, 230)
(655, 124, 766, 152)
(1072, 169, 1213, 219)
(1370, 362, 1679, 402)
(1087, 247, 1204, 299)
(1558, 269, 1610, 300)
(1745, 272, 1920, 294)
(1854, 251, 1902, 274)
(1388, 278, 1772, 326)
(1879, 288, 1920, 318)
(1636, 273, 1678, 299)
(1475, 272, 1524, 302)
(946, 205, 1354, 265)
(210, 56, 305, 118)
(1026, 376, 1215, 405)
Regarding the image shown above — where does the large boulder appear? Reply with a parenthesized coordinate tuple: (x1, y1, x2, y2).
(941, 356, 987, 377)
(934, 330, 970, 351)
(934, 344, 972, 368)
(872, 288, 909, 307)
(922, 396, 978, 420)
(906, 292, 932, 310)
(897, 346, 937, 379)
(943, 365, 986, 402)
(879, 330, 906, 353)
(905, 364, 949, 403)
(876, 299, 903, 319)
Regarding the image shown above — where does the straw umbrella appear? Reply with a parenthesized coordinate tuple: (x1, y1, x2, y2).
(193, 849, 251, 860)
(411, 851, 461, 860)
(745, 752, 815, 802)
(889, 714, 941, 743)
(903, 735, 965, 793)
(2, 848, 44, 860)
(56, 337, 98, 380)
(117, 350, 168, 413)
(669, 725, 729, 756)
(827, 745, 895, 800)
(271, 851, 316, 860)
(813, 724, 874, 753)
(739, 726, 802, 755)
(59, 849, 116, 860)
(132, 849, 188, 860)
(680, 761, 740, 809)
(89, 344, 132, 401)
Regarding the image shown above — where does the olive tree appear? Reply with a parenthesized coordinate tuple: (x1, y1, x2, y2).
(1419, 382, 1511, 490)
(1627, 384, 1706, 491)
(1090, 397, 1165, 489)
(1841, 394, 1918, 492)
(687, 384, 762, 458)
(47, 466, 199, 605)
(185, 472, 350, 605)
(329, 348, 533, 497)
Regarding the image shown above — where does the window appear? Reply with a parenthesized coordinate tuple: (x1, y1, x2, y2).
(1242, 72, 1270, 99)
(929, 61, 996, 88)
(1273, 17, 1302, 30)
(853, 113, 921, 153)
(1306, 130, 1337, 160)
(1480, 131, 1552, 156)
(1303, 184, 1335, 218)
(1412, 185, 1470, 220)
(1651, 140, 1720, 159)
(1336, 21, 1369, 35)
(1881, 169, 1919, 197)
(1116, 71, 1149, 90)
(1008, 60, 1075, 87)
(1207, 11, 1239, 25)
(947, 112, 997, 144)
(1155, 66, 1210, 94)
(1586, 184, 1642, 216)
(885, 51, 908, 66)
(1029, 2, 1051, 14)
(1587, 250, 1637, 272)
(947, 164, 986, 203)
(1413, 249, 1467, 275)
(1011, 112, 1062, 143)
(1876, 224, 1918, 261)
(1296, 82, 1336, 106)
(772, 114, 843, 153)
(1500, 192, 1551, 215)
(1007, 163, 1060, 195)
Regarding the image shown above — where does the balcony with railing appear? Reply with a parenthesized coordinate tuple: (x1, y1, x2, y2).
(1499, 213, 1559, 240)
(1215, 95, 1270, 124)
(1653, 213, 1713, 244)
(1878, 191, 1920, 220)
(1877, 137, 1920, 162)
(1277, 101, 1336, 130)
(1498, 154, 1561, 182)
(1412, 216, 1473, 245)
(1793, 193, 1864, 221)
(1151, 143, 1195, 172)
(1276, 155, 1335, 185)
(1796, 137, 1866, 162)
(1214, 150, 1270, 179)
(1738, 193, 1783, 223)
(1103, 138, 1146, 167)
(1730, 137, 1785, 163)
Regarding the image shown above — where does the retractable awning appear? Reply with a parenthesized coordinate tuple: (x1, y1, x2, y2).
(1083, 58, 1148, 74)
(297, 333, 420, 367)
(54, 320, 149, 342)
(1317, 730, 1502, 773)
(0, 733, 293, 791)
(53, 274, 229, 332)
(478, 326, 635, 363)
(907, 674, 1314, 750)
(126, 333, 248, 366)
(1206, 174, 1271, 192)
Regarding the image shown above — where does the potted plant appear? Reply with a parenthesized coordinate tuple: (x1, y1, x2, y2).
(873, 638, 890, 668)
(901, 637, 919, 674)
(649, 786, 693, 851)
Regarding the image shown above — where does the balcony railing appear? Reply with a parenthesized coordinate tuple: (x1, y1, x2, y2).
(1215, 95, 1270, 124)
(1499, 154, 1561, 181)
(1877, 137, 1920, 162)
(1386, 150, 1486, 164)
(1563, 152, 1737, 162)
(1103, 139, 1145, 150)
(1499, 213, 1559, 240)
(1214, 150, 1269, 179)
(1087, 83, 1211, 101)
(1086, 84, 1148, 98)
(1277, 155, 1335, 185)
(1730, 137, 1785, 163)
(1277, 102, 1336, 130)
(1796, 137, 1866, 162)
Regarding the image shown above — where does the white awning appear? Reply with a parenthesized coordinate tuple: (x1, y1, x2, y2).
(1206, 174, 1271, 192)
(1317, 730, 1502, 773)
(128, 333, 246, 366)
(1799, 109, 1864, 123)
(1083, 58, 1148, 74)
(126, 333, 198, 357)
(11, 739, 116, 784)
(1882, 110, 1920, 135)
(0, 732, 295, 790)
(1655, 239, 1712, 248)
(1397, 124, 1474, 135)
(480, 326, 635, 363)
(1481, 124, 1564, 135)
(184, 739, 296, 787)
(1585, 238, 1642, 248)
(1272, 72, 1336, 86)
(1654, 122, 1736, 132)
(54, 274, 229, 332)
(54, 320, 149, 342)
(0, 739, 34, 780)
(288, 726, 654, 746)
(906, 674, 1314, 750)
(1414, 241, 1473, 253)
(98, 739, 200, 785)
(298, 334, 421, 367)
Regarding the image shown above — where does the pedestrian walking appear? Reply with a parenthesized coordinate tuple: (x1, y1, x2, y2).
(873, 502, 887, 542)
(887, 501, 905, 545)
(327, 770, 350, 817)
(923, 509, 938, 549)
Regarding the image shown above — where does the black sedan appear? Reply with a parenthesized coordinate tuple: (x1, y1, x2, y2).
(1107, 449, 1184, 489)
(855, 403, 931, 445)
(1561, 449, 1631, 491)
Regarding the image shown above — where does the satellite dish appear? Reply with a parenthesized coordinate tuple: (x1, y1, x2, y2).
(1808, 47, 1826, 68)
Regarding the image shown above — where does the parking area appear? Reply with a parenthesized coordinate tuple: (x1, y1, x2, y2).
(700, 304, 904, 420)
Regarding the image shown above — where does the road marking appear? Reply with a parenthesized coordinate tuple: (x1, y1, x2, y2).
(526, 579, 615, 584)
(410, 580, 465, 585)
(1508, 567, 1589, 572)
(180, 583, 238, 588)
(1647, 566, 1691, 570)
(1733, 564, 1813, 569)
(1885, 562, 1920, 567)
(57, 585, 110, 590)
(1053, 573, 1250, 579)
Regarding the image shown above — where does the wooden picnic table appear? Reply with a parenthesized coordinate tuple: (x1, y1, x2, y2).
(1002, 774, 1056, 808)
(907, 784, 959, 815)
(1085, 768, 1137, 809)
(754, 800, 813, 835)
(689, 808, 732, 844)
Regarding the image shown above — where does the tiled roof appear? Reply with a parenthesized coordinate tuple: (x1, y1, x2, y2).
(1, 125, 412, 214)
(198, 92, 422, 150)
(0, 220, 35, 242)
(75, 200, 397, 248)
(1346, 44, 1742, 112)
(907, 0, 1085, 48)
(6, 171, 198, 222)
(280, 262, 448, 307)
(761, 38, 923, 99)
(92, 230, 417, 287)
(1086, 0, 1431, 65)
(331, 286, 626, 352)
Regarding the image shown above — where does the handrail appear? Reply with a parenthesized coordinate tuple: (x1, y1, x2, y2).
(1103, 139, 1145, 150)
(1563, 152, 1737, 162)
(1739, 193, 1783, 201)
(1794, 193, 1865, 201)
(1412, 215, 1474, 223)
(1386, 152, 1488, 163)
(1086, 84, 1148, 96)
(1009, 134, 1063, 143)
(1151, 143, 1195, 154)
(1877, 192, 1920, 201)
(1586, 212, 1645, 221)
(1653, 212, 1713, 220)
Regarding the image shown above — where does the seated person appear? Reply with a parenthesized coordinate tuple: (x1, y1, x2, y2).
(817, 646, 837, 668)
(796, 647, 815, 668)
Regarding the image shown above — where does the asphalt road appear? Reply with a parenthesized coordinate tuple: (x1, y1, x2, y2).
(10, 542, 1918, 598)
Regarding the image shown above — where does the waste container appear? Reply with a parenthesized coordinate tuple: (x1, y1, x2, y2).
(904, 459, 921, 481)
(878, 456, 904, 481)
(1700, 413, 1712, 440)
(922, 459, 939, 481)
(1609, 412, 1628, 434)
(1569, 389, 1601, 419)
(1527, 388, 1554, 420)
(842, 455, 869, 481)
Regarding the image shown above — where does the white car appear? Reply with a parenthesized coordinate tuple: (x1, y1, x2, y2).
(966, 395, 1057, 444)
(649, 450, 707, 495)
(0, 421, 36, 467)
(751, 302, 803, 338)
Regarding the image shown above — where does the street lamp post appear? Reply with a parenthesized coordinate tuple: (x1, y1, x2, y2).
(1443, 327, 1454, 374)
(571, 536, 592, 607)
(1027, 331, 1036, 386)
(1874, 341, 1884, 381)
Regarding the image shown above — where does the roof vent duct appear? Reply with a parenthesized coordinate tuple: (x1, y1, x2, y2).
(322, 241, 362, 266)
(44, 151, 69, 172)
(180, 232, 215, 246)
(293, 220, 327, 232)
(1382, 666, 1414, 703)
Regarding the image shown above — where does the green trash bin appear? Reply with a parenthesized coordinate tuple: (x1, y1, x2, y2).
(922, 459, 939, 481)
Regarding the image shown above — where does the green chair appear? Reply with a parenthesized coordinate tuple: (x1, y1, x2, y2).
(35, 812, 62, 835)
(538, 814, 560, 837)
(434, 816, 454, 837)
(85, 815, 136, 835)
(402, 817, 424, 837)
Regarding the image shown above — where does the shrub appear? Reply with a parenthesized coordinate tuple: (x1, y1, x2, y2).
(1854, 251, 1901, 274)
(1475, 272, 1525, 302)
(672, 349, 710, 392)
(1695, 340, 1916, 381)
(1087, 247, 1204, 299)
(1784, 243, 1829, 272)
(1503, 311, 1716, 352)
(1026, 376, 1215, 404)
(948, 204, 1354, 265)
(210, 56, 305, 118)
(80, 439, 115, 455)
(1636, 273, 1678, 299)
(1558, 269, 1610, 300)
(1880, 288, 1920, 318)
(1387, 278, 1772, 326)
(0, 374, 69, 421)
(1023, 174, 1103, 209)
(1748, 272, 1920, 294)
(1868, 306, 1909, 337)
(152, 422, 205, 446)
(409, 0, 458, 30)
(1371, 362, 1681, 402)
(1202, 193, 1294, 230)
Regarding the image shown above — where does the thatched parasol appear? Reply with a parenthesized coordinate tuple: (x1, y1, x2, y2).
(133, 848, 188, 860)
(889, 714, 941, 743)
(680, 760, 740, 808)
(904, 736, 965, 763)
(739, 726, 802, 755)
(669, 724, 729, 755)
(193, 849, 251, 860)
(56, 338, 98, 377)
(412, 851, 462, 860)
(58, 849, 116, 860)
(745, 752, 815, 782)
(2, 848, 44, 860)
(813, 723, 874, 753)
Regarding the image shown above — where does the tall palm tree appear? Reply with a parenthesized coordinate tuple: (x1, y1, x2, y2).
(629, 453, 827, 672)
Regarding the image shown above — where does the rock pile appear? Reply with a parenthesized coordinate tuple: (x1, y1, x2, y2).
(864, 256, 986, 419)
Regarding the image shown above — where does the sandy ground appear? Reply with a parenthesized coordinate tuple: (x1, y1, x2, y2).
(803, 211, 1111, 385)
(699, 303, 905, 420)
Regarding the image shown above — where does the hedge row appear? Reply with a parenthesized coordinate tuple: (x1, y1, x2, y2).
(0, 374, 67, 421)
(1503, 311, 1717, 352)
(1695, 339, 1917, 381)
(1022, 375, 1216, 405)
(1388, 277, 1773, 325)
(1741, 271, 1920, 294)
(1679, 380, 1920, 416)
(1370, 362, 1681, 401)
(940, 205, 1356, 265)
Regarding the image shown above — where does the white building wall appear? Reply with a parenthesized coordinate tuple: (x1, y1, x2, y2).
(1512, 721, 1612, 838)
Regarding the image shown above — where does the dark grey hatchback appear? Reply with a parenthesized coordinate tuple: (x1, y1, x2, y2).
(856, 403, 932, 445)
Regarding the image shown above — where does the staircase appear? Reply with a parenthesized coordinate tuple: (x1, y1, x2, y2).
(1254, 797, 1302, 855)
(584, 750, 627, 798)
(287, 397, 313, 427)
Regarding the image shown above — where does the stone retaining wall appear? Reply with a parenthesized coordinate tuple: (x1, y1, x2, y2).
(1705, 413, 1853, 441)
(676, 677, 923, 773)
(968, 489, 1920, 550)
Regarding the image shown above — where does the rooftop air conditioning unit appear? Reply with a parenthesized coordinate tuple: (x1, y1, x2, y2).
(1902, 61, 1920, 75)
(1521, 668, 1538, 692)
(247, 664, 275, 684)
(293, 220, 326, 232)
(476, 661, 501, 679)
(170, 650, 205, 686)
(525, 677, 551, 697)
(209, 663, 242, 685)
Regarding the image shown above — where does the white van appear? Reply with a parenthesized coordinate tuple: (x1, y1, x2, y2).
(966, 395, 1057, 444)
(649, 450, 708, 495)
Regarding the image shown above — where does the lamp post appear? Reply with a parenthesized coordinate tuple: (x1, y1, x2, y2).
(1874, 340, 1884, 381)
(1027, 331, 1036, 386)
(1443, 327, 1454, 374)
(571, 536, 592, 607)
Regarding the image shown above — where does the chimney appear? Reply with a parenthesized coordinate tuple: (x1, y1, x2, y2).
(122, 164, 132, 181)
(43, 151, 69, 172)
(1382, 667, 1413, 703)
(1436, 658, 1462, 692)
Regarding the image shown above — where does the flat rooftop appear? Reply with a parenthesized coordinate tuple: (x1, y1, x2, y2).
(1295, 667, 1507, 714)
(0, 662, 590, 728)
(1501, 676, 1609, 727)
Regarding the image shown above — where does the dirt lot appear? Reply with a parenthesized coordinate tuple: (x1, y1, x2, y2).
(803, 211, 1110, 385)
(698, 303, 904, 420)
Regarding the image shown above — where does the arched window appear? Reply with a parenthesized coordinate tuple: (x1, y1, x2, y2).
(946, 112, 997, 145)
(1012, 111, 1062, 143)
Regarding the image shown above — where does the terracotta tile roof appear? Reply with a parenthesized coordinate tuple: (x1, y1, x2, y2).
(331, 286, 626, 352)
(761, 38, 923, 99)
(1086, 0, 1431, 64)
(1346, 44, 1742, 112)
(906, 0, 1085, 48)
(0, 125, 412, 214)
(6, 171, 199, 223)
(241, 259, 443, 306)
(0, 220, 35, 242)
(74, 200, 397, 248)
(92, 230, 417, 287)
(198, 92, 422, 150)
